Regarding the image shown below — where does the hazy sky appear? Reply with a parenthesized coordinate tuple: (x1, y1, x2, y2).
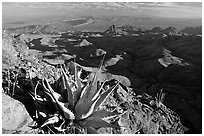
(3, 2, 202, 22)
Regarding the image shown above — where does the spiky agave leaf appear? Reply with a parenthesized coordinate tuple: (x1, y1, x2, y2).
(61, 64, 84, 110)
(83, 82, 120, 119)
(92, 81, 120, 112)
(75, 96, 99, 120)
(74, 78, 101, 120)
(79, 54, 105, 103)
(42, 81, 59, 111)
(42, 79, 75, 120)
(75, 82, 106, 120)
(73, 62, 83, 105)
(75, 81, 120, 120)
(74, 67, 103, 113)
(61, 67, 75, 110)
(80, 71, 98, 101)
(91, 81, 106, 101)
(74, 81, 93, 113)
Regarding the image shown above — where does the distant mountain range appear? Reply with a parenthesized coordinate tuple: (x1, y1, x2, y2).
(180, 26, 202, 35)
(3, 15, 202, 33)
(104, 25, 202, 36)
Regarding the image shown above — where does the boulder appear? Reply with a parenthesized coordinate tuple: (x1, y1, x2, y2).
(2, 93, 35, 134)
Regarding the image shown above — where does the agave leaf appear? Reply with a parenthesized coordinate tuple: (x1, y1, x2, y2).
(79, 81, 90, 99)
(86, 127, 98, 134)
(75, 81, 119, 120)
(42, 80, 59, 109)
(75, 83, 90, 109)
(91, 81, 106, 101)
(43, 79, 75, 120)
(57, 100, 75, 120)
(93, 81, 120, 112)
(73, 62, 83, 105)
(41, 115, 60, 128)
(73, 87, 82, 107)
(78, 117, 120, 129)
(80, 96, 101, 120)
(75, 97, 99, 120)
(88, 73, 98, 99)
(82, 72, 98, 101)
(74, 62, 81, 88)
(60, 72, 66, 91)
(77, 71, 100, 106)
(61, 67, 75, 110)
(85, 55, 105, 101)
(88, 109, 120, 119)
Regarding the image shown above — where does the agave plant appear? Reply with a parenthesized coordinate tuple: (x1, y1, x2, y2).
(32, 58, 121, 133)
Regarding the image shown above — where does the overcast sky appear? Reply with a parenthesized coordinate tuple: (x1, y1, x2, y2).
(2, 2, 202, 23)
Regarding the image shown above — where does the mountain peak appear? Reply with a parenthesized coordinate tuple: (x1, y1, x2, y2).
(105, 24, 133, 35)
(163, 26, 178, 35)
